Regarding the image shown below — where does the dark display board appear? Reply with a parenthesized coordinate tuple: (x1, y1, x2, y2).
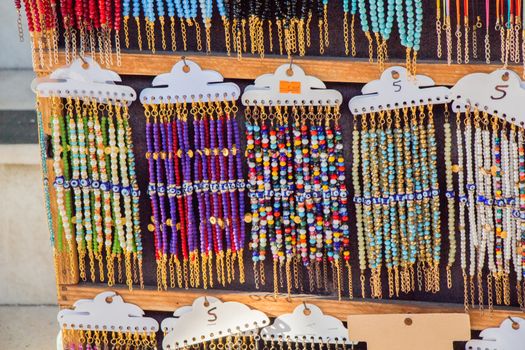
(51, 1, 522, 348)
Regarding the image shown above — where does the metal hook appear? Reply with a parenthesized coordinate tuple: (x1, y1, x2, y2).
(508, 316, 520, 329)
(182, 56, 190, 73)
(286, 56, 294, 76)
(302, 302, 311, 315)
(79, 55, 89, 69)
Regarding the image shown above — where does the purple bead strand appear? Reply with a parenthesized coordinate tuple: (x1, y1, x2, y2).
(164, 112, 179, 256)
(146, 116, 161, 255)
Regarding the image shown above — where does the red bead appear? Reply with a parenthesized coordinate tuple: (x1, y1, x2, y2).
(22, 0, 35, 32)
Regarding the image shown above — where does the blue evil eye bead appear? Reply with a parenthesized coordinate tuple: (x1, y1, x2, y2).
(193, 182, 201, 192)
(70, 179, 79, 188)
(406, 193, 414, 201)
(238, 181, 246, 190)
(305, 193, 312, 199)
(202, 181, 210, 191)
(101, 182, 110, 191)
(416, 192, 423, 200)
(220, 182, 227, 191)
(132, 189, 140, 197)
(121, 187, 131, 196)
(513, 210, 521, 218)
(445, 191, 455, 199)
(496, 199, 505, 207)
(63, 180, 71, 189)
(92, 180, 101, 189)
(112, 184, 121, 193)
(477, 195, 485, 203)
(459, 195, 468, 203)
(54, 176, 65, 187)
(520, 212, 525, 220)
(485, 198, 493, 206)
(157, 185, 166, 194)
(210, 182, 218, 192)
(466, 183, 476, 191)
(175, 188, 182, 196)
(148, 183, 156, 193)
(506, 198, 516, 205)
(340, 191, 348, 199)
(432, 189, 439, 197)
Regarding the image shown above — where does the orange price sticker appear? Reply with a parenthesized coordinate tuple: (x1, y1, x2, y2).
(279, 81, 301, 94)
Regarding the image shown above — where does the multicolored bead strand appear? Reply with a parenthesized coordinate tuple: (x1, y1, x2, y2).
(246, 104, 350, 299)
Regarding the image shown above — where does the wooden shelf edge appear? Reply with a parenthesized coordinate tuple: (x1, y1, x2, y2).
(34, 52, 522, 85)
(58, 283, 523, 330)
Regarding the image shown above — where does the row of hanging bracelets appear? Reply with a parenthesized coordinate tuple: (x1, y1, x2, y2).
(13, 1, 525, 74)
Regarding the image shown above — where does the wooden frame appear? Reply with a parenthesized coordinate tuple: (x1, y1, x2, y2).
(35, 52, 522, 84)
(57, 284, 523, 331)
(39, 51, 524, 334)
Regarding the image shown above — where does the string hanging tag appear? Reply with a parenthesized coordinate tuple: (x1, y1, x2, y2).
(260, 303, 355, 349)
(162, 296, 270, 350)
(466, 316, 525, 350)
(451, 69, 525, 309)
(242, 62, 351, 300)
(140, 58, 246, 291)
(349, 66, 451, 299)
(58, 291, 159, 349)
(33, 57, 143, 290)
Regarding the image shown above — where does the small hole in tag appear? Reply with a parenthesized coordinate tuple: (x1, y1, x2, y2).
(502, 72, 510, 81)
(105, 296, 113, 303)
(404, 318, 412, 326)
(286, 68, 294, 76)
(513, 322, 520, 330)
(183, 65, 191, 73)
(391, 70, 400, 79)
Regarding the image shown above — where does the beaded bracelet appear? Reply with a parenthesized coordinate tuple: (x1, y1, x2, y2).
(453, 105, 525, 309)
(143, 98, 245, 290)
(353, 104, 442, 299)
(246, 104, 350, 299)
(43, 95, 143, 290)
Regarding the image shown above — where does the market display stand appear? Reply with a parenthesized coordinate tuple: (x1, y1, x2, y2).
(35, 51, 524, 334)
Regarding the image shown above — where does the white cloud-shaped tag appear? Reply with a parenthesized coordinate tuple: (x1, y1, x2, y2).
(465, 317, 525, 350)
(140, 60, 240, 104)
(162, 296, 269, 349)
(241, 63, 342, 106)
(57, 291, 158, 332)
(451, 69, 525, 126)
(32, 57, 136, 104)
(349, 66, 451, 114)
(261, 303, 353, 345)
